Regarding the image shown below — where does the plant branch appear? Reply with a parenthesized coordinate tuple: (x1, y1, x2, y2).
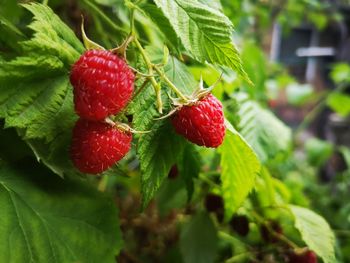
(133, 37, 163, 113)
(153, 66, 188, 101)
(82, 0, 128, 34)
(250, 211, 300, 249)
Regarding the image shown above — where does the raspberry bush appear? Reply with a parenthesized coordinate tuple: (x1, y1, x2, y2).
(0, 1, 347, 263)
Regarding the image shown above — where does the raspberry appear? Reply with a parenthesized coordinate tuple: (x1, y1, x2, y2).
(205, 193, 224, 222)
(70, 118, 132, 174)
(288, 250, 317, 263)
(70, 50, 134, 121)
(171, 94, 225, 148)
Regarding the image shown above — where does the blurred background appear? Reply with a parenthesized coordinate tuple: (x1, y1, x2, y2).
(1, 0, 350, 262)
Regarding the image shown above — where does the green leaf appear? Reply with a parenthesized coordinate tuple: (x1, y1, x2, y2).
(152, 0, 249, 81)
(219, 121, 260, 218)
(156, 177, 187, 217)
(138, 120, 185, 209)
(145, 46, 197, 95)
(330, 63, 350, 84)
(241, 42, 267, 94)
(0, 14, 25, 51)
(236, 94, 292, 163)
(286, 83, 313, 106)
(140, 3, 180, 49)
(0, 3, 83, 141)
(289, 205, 336, 263)
(327, 92, 350, 117)
(179, 144, 201, 201)
(305, 138, 333, 167)
(180, 212, 218, 263)
(198, 0, 223, 10)
(339, 146, 350, 170)
(21, 3, 84, 66)
(0, 164, 122, 263)
(0, 3, 84, 175)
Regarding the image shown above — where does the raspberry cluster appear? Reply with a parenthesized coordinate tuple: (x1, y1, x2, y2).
(70, 50, 134, 174)
(69, 47, 226, 174)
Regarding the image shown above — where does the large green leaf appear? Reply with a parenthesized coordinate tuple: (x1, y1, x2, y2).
(0, 4, 84, 175)
(289, 205, 336, 263)
(152, 0, 249, 80)
(0, 164, 122, 263)
(219, 121, 260, 219)
(0, 3, 83, 140)
(138, 120, 185, 209)
(180, 212, 218, 263)
(236, 94, 292, 163)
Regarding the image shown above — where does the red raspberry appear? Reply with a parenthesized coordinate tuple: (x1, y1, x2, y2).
(288, 250, 317, 263)
(70, 50, 134, 121)
(171, 94, 225, 148)
(70, 119, 132, 174)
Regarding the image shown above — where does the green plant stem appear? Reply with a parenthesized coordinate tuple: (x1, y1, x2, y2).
(294, 83, 348, 138)
(82, 0, 128, 34)
(133, 37, 163, 113)
(153, 66, 188, 101)
(250, 211, 300, 249)
(42, 0, 48, 5)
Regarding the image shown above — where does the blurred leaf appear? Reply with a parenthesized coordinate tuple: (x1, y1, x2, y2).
(339, 146, 350, 170)
(152, 0, 250, 82)
(330, 63, 350, 84)
(180, 212, 218, 263)
(138, 120, 185, 209)
(179, 144, 201, 201)
(286, 83, 314, 106)
(289, 205, 336, 263)
(305, 138, 333, 167)
(0, 14, 25, 51)
(0, 0, 23, 24)
(219, 121, 260, 219)
(327, 92, 350, 117)
(272, 178, 291, 203)
(236, 94, 292, 163)
(157, 177, 187, 217)
(308, 11, 328, 30)
(0, 164, 122, 263)
(241, 42, 267, 96)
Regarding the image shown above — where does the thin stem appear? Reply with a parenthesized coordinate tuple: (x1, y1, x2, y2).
(82, 0, 128, 34)
(130, 9, 135, 35)
(198, 173, 219, 189)
(153, 66, 188, 101)
(250, 211, 300, 249)
(132, 79, 150, 101)
(294, 83, 348, 138)
(134, 37, 163, 113)
(42, 0, 48, 5)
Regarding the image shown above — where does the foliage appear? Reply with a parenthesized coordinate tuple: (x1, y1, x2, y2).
(0, 1, 348, 263)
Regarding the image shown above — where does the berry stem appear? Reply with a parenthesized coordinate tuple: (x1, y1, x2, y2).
(250, 211, 300, 249)
(82, 0, 128, 34)
(153, 66, 189, 102)
(134, 37, 163, 113)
